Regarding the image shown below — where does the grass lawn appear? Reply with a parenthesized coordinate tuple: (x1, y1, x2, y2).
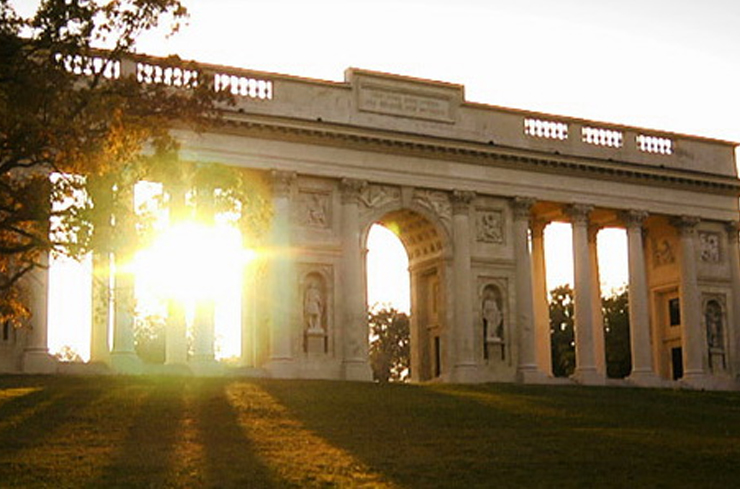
(0, 376, 738, 488)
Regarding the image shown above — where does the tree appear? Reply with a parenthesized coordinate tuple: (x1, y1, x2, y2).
(549, 284, 632, 379)
(368, 307, 410, 382)
(603, 287, 631, 378)
(549, 284, 575, 377)
(0, 1, 269, 325)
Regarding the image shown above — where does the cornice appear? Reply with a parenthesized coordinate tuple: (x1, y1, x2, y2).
(215, 113, 740, 196)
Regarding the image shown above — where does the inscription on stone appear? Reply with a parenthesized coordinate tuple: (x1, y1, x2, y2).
(358, 85, 453, 123)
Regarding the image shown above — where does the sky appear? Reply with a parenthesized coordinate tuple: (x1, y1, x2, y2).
(12, 0, 739, 356)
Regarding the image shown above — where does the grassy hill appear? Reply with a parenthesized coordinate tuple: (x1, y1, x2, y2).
(0, 375, 738, 488)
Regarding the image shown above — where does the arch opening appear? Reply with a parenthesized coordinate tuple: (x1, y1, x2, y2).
(365, 208, 448, 382)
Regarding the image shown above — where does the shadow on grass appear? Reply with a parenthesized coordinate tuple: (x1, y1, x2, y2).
(93, 378, 188, 488)
(0, 378, 106, 457)
(193, 380, 280, 488)
(260, 380, 740, 488)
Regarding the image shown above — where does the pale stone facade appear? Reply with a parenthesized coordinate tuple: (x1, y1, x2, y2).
(2, 56, 740, 389)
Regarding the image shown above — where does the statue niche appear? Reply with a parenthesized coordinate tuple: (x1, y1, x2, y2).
(303, 272, 328, 354)
(705, 299, 726, 372)
(482, 284, 505, 360)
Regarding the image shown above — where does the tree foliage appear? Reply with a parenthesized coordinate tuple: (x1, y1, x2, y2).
(0, 0, 271, 325)
(549, 284, 632, 379)
(603, 288, 631, 378)
(368, 307, 410, 383)
(549, 284, 575, 377)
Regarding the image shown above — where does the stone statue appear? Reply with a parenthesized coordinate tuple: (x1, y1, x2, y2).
(482, 289, 503, 341)
(304, 282, 324, 333)
(705, 301, 723, 350)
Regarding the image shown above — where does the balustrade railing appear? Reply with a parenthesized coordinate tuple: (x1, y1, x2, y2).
(59, 52, 273, 101)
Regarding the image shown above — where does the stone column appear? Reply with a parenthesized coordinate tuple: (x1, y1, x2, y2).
(673, 216, 706, 386)
(623, 211, 661, 386)
(340, 178, 372, 381)
(266, 170, 297, 378)
(512, 198, 548, 383)
(190, 184, 218, 372)
(90, 251, 111, 364)
(587, 225, 606, 376)
(22, 250, 57, 373)
(110, 183, 142, 373)
(240, 255, 257, 368)
(725, 222, 740, 378)
(165, 184, 188, 366)
(449, 190, 478, 382)
(531, 219, 552, 376)
(567, 204, 604, 385)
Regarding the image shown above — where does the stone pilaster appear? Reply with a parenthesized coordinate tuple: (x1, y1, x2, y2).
(513, 198, 548, 383)
(22, 250, 57, 373)
(587, 225, 606, 376)
(531, 218, 552, 376)
(725, 221, 740, 379)
(623, 211, 661, 386)
(340, 178, 372, 381)
(266, 170, 297, 378)
(673, 216, 706, 386)
(450, 190, 478, 382)
(567, 204, 604, 385)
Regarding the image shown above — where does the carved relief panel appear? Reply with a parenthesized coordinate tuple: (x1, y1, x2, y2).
(297, 190, 332, 229)
(699, 232, 721, 263)
(358, 184, 401, 220)
(476, 209, 504, 244)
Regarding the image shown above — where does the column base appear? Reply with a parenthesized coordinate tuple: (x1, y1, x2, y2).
(517, 366, 551, 384)
(680, 371, 712, 390)
(189, 357, 224, 377)
(626, 370, 664, 388)
(342, 360, 373, 382)
(450, 363, 480, 383)
(22, 349, 57, 374)
(571, 367, 606, 386)
(266, 358, 297, 379)
(110, 351, 143, 375)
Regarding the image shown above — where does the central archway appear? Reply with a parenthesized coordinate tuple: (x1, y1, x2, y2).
(363, 207, 450, 382)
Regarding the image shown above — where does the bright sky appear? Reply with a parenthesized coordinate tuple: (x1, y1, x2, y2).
(14, 0, 738, 356)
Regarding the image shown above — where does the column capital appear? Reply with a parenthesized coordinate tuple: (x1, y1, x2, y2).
(451, 190, 476, 214)
(621, 210, 649, 230)
(671, 215, 700, 237)
(587, 224, 602, 243)
(566, 204, 593, 226)
(512, 196, 536, 221)
(339, 178, 367, 204)
(725, 221, 739, 243)
(270, 170, 296, 198)
(530, 218, 550, 237)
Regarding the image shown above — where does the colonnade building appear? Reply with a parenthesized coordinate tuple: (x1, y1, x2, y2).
(3, 57, 739, 389)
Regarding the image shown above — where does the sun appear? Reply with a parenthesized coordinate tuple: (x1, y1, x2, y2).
(135, 221, 255, 303)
